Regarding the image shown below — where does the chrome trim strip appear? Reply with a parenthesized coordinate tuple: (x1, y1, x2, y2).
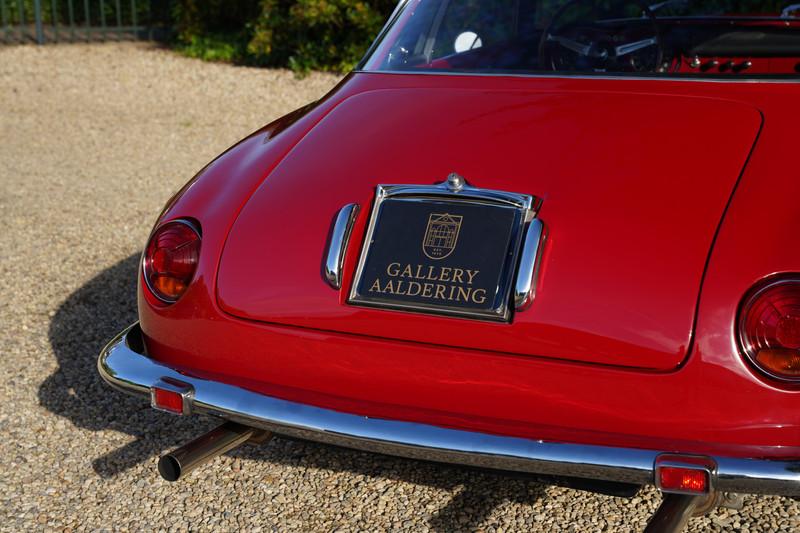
(354, 69, 800, 84)
(99, 323, 800, 497)
(514, 219, 547, 311)
(374, 180, 538, 213)
(325, 204, 360, 289)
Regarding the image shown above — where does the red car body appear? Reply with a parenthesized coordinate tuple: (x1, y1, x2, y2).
(99, 2, 800, 528)
(140, 73, 800, 458)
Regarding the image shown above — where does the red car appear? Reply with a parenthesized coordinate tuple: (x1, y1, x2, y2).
(99, 1, 800, 530)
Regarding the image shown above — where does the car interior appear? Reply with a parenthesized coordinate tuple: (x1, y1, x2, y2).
(371, 0, 800, 76)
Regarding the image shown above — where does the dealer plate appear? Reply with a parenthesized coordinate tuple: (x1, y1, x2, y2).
(349, 181, 533, 322)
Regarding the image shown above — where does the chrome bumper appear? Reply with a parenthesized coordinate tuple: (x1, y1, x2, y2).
(98, 323, 800, 497)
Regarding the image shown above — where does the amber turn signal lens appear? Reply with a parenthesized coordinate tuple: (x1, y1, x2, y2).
(755, 349, 800, 378)
(143, 220, 201, 303)
(739, 278, 800, 382)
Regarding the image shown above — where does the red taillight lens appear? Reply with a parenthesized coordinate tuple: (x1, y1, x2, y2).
(658, 466, 709, 494)
(739, 278, 800, 381)
(143, 220, 201, 303)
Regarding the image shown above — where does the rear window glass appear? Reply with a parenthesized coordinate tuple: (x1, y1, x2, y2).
(361, 0, 800, 78)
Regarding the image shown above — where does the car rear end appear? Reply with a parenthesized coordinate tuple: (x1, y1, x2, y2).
(99, 0, 800, 530)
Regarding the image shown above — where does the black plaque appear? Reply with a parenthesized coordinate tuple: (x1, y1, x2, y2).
(350, 198, 523, 321)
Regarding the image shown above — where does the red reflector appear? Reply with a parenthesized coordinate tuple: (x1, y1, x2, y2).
(659, 466, 708, 494)
(153, 387, 185, 414)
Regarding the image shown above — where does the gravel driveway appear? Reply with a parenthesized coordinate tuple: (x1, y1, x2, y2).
(1, 42, 798, 532)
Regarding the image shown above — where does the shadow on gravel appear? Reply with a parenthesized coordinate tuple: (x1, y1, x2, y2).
(230, 438, 549, 532)
(40, 253, 551, 530)
(40, 254, 212, 478)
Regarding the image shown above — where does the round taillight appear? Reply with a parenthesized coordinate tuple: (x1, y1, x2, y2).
(143, 220, 201, 303)
(739, 278, 800, 382)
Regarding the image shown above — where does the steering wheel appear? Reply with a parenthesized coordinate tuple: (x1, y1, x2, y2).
(538, 0, 665, 73)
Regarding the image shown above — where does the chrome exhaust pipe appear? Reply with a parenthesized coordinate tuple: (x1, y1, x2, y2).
(644, 494, 705, 533)
(158, 421, 272, 482)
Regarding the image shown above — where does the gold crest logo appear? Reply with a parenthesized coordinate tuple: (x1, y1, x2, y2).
(423, 213, 463, 260)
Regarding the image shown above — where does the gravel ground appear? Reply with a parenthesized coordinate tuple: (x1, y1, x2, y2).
(1, 42, 799, 532)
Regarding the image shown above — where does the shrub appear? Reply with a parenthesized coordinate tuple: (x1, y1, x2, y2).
(248, 0, 396, 72)
(172, 0, 261, 63)
(173, 0, 396, 73)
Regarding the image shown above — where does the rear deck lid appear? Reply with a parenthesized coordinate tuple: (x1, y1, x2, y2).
(216, 86, 762, 370)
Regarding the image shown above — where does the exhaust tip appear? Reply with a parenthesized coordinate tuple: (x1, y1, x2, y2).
(158, 455, 182, 482)
(155, 422, 271, 482)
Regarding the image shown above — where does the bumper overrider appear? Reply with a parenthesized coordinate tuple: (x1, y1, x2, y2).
(98, 323, 800, 500)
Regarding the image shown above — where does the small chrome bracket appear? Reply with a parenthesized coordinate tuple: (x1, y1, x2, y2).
(718, 492, 744, 511)
(151, 377, 195, 416)
(446, 172, 466, 192)
(325, 203, 360, 289)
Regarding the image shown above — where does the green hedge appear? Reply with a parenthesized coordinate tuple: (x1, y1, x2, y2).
(173, 0, 396, 73)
